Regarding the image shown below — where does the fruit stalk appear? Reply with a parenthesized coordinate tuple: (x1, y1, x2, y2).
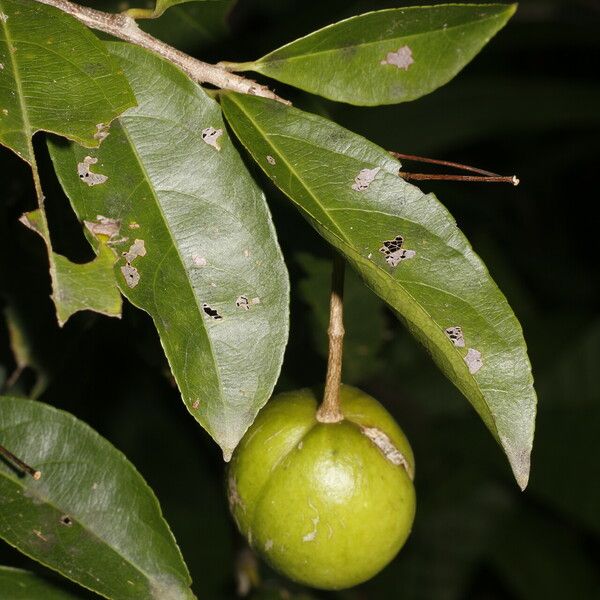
(317, 253, 345, 423)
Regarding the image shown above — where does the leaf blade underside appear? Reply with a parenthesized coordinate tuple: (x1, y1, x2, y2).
(0, 0, 136, 324)
(232, 4, 516, 106)
(48, 44, 290, 460)
(0, 396, 194, 599)
(221, 92, 536, 489)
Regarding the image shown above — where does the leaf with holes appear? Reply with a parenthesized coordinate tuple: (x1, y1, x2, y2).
(0, 0, 135, 161)
(0, 0, 135, 325)
(48, 43, 289, 460)
(19, 209, 122, 326)
(0, 396, 194, 599)
(225, 4, 516, 106)
(221, 92, 536, 489)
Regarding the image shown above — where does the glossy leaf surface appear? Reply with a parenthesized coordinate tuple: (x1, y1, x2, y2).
(49, 44, 289, 460)
(0, 397, 194, 599)
(19, 209, 122, 326)
(0, 0, 135, 325)
(231, 4, 516, 106)
(0, 0, 135, 162)
(221, 92, 536, 488)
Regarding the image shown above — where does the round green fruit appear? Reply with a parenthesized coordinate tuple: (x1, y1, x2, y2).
(227, 385, 416, 590)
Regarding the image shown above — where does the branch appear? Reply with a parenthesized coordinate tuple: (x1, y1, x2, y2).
(316, 254, 345, 424)
(391, 151, 520, 185)
(400, 172, 519, 185)
(34, 0, 290, 105)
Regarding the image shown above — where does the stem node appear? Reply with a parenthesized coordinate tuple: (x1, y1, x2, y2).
(34, 0, 290, 104)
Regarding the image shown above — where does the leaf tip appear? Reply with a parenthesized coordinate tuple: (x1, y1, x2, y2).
(507, 443, 531, 491)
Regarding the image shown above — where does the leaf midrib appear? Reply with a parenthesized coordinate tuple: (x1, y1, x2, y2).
(118, 119, 226, 412)
(12, 38, 122, 113)
(241, 120, 514, 365)
(0, 468, 155, 598)
(330, 228, 500, 430)
(226, 98, 349, 244)
(0, 0, 33, 163)
(225, 94, 499, 437)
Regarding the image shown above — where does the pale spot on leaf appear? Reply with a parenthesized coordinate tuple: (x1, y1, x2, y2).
(236, 295, 260, 310)
(381, 45, 414, 70)
(94, 123, 110, 142)
(84, 215, 120, 239)
(379, 235, 416, 267)
(121, 264, 140, 288)
(201, 127, 223, 150)
(352, 167, 380, 191)
(464, 348, 483, 374)
(123, 239, 146, 263)
(192, 254, 207, 267)
(77, 156, 107, 186)
(121, 239, 146, 287)
(445, 326, 465, 348)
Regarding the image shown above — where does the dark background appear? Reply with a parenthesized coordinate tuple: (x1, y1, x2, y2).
(1, 0, 599, 598)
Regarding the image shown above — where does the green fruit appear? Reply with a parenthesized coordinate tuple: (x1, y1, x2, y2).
(227, 385, 416, 590)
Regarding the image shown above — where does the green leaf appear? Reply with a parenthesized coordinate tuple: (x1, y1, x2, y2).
(0, 566, 83, 599)
(19, 209, 122, 326)
(0, 0, 135, 326)
(48, 43, 289, 460)
(297, 253, 386, 384)
(0, 0, 135, 162)
(221, 92, 536, 489)
(227, 4, 516, 106)
(0, 396, 194, 599)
